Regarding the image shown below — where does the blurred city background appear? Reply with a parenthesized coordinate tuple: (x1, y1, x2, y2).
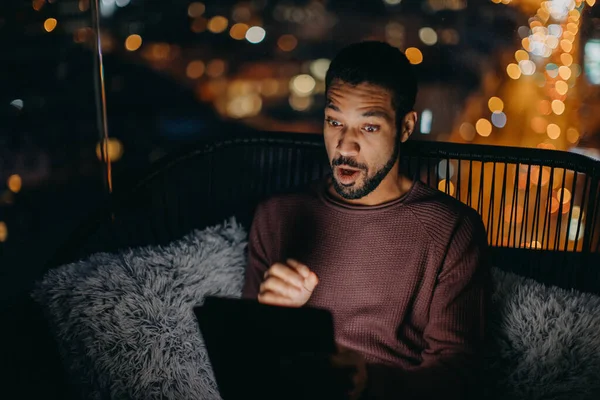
(1, 0, 600, 302)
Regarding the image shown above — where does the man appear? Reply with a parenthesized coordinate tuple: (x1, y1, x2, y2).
(242, 41, 490, 400)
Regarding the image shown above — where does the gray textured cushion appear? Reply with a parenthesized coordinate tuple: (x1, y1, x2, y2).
(33, 218, 247, 400)
(484, 269, 600, 400)
(33, 218, 600, 400)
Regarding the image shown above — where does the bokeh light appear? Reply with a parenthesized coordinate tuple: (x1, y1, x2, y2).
(488, 97, 504, 112)
(519, 60, 536, 75)
(547, 123, 561, 139)
(419, 27, 437, 45)
(246, 26, 266, 44)
(556, 188, 572, 204)
(278, 34, 297, 52)
(558, 66, 572, 80)
(555, 80, 568, 95)
(125, 34, 142, 51)
(310, 59, 331, 81)
(7, 175, 22, 193)
(96, 138, 124, 162)
(437, 179, 455, 196)
(491, 112, 507, 128)
(476, 118, 492, 137)
(551, 100, 565, 115)
(0, 222, 7, 243)
(561, 53, 573, 66)
(289, 95, 313, 111)
(290, 74, 316, 97)
(566, 127, 580, 143)
(186, 60, 205, 79)
(206, 59, 226, 78)
(459, 122, 476, 141)
(227, 94, 262, 119)
(230, 23, 249, 40)
(405, 48, 423, 65)
(208, 16, 228, 33)
(507, 63, 521, 79)
(188, 2, 205, 18)
(44, 18, 57, 32)
(515, 49, 529, 62)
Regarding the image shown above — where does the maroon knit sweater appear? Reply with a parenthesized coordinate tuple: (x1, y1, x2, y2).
(242, 176, 490, 400)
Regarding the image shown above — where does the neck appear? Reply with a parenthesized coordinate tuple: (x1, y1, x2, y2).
(327, 166, 413, 206)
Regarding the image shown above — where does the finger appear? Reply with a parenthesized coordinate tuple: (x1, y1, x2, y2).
(257, 290, 300, 307)
(286, 259, 311, 279)
(260, 275, 302, 298)
(304, 271, 319, 292)
(268, 262, 305, 289)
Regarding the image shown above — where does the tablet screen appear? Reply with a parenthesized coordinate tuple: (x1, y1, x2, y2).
(195, 296, 338, 399)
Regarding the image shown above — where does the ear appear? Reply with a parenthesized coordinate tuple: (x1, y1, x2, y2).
(399, 111, 418, 143)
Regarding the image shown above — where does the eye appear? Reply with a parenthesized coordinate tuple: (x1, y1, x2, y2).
(326, 118, 342, 127)
(363, 124, 380, 133)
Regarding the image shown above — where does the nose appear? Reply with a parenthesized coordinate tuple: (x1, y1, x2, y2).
(336, 128, 360, 158)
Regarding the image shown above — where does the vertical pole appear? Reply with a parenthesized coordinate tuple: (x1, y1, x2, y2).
(91, 0, 112, 193)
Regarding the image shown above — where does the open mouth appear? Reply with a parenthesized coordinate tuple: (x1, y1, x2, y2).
(336, 166, 361, 183)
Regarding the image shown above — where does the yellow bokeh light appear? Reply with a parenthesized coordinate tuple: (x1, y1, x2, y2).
(587, 0, 596, 6)
(560, 40, 573, 53)
(551, 100, 565, 115)
(44, 18, 57, 32)
(547, 123, 561, 140)
(125, 34, 142, 51)
(186, 60, 205, 79)
(7, 175, 22, 193)
(437, 179, 455, 196)
(188, 2, 205, 18)
(567, 127, 579, 143)
(558, 66, 572, 80)
(488, 97, 504, 112)
(515, 49, 529, 62)
(555, 80, 568, 95)
(522, 37, 531, 52)
(567, 23, 578, 35)
(507, 63, 521, 79)
(96, 138, 124, 162)
(405, 47, 423, 65)
(556, 188, 572, 204)
(230, 23, 249, 40)
(0, 221, 7, 242)
(290, 74, 316, 97)
(563, 32, 575, 43)
(476, 118, 492, 137)
(561, 53, 573, 66)
(278, 34, 297, 52)
(208, 16, 228, 33)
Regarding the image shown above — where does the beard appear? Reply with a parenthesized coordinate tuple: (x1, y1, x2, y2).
(331, 139, 400, 200)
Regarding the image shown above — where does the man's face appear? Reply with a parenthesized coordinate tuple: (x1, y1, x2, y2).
(324, 80, 400, 200)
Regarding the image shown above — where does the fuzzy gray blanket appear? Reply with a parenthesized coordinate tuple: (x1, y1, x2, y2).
(33, 218, 600, 400)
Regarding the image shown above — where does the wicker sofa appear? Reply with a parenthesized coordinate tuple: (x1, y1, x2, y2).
(6, 131, 600, 399)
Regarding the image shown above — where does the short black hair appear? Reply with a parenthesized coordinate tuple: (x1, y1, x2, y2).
(325, 41, 418, 119)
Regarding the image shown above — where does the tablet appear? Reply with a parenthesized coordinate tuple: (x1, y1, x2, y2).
(194, 296, 338, 400)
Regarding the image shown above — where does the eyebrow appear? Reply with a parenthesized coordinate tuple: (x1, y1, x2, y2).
(325, 100, 340, 112)
(360, 110, 392, 120)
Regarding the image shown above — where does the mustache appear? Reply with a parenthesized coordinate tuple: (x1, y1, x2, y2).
(332, 157, 367, 171)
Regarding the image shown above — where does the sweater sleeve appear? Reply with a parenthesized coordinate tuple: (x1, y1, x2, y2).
(241, 202, 272, 300)
(363, 213, 490, 400)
